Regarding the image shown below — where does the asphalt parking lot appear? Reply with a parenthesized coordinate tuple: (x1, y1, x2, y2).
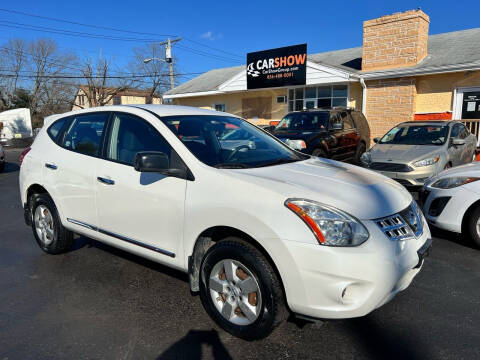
(1, 148, 479, 360)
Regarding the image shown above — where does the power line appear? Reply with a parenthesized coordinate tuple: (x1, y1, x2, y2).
(0, 21, 165, 42)
(0, 8, 177, 37)
(0, 7, 243, 60)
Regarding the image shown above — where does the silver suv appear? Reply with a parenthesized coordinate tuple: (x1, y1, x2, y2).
(361, 121, 477, 188)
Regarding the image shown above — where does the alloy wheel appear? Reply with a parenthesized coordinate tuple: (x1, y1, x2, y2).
(34, 205, 55, 245)
(209, 259, 262, 326)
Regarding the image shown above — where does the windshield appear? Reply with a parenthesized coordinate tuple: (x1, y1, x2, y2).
(275, 112, 329, 131)
(160, 115, 308, 168)
(379, 124, 449, 145)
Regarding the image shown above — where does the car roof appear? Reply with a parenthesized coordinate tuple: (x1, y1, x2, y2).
(43, 104, 234, 127)
(400, 120, 456, 126)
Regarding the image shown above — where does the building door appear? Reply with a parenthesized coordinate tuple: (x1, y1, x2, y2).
(461, 92, 480, 119)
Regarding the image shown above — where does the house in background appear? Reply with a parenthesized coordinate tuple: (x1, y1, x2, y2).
(163, 9, 480, 141)
(72, 85, 162, 110)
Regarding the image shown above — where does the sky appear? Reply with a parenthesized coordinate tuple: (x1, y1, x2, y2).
(0, 0, 479, 85)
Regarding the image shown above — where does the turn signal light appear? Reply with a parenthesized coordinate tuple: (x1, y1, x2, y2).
(286, 202, 325, 244)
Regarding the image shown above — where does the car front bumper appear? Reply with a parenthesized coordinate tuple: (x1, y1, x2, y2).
(371, 166, 440, 187)
(421, 185, 478, 233)
(276, 219, 431, 320)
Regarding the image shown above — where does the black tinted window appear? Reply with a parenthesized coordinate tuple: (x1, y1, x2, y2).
(47, 118, 68, 143)
(459, 124, 469, 139)
(107, 113, 171, 166)
(63, 113, 108, 156)
(275, 112, 329, 131)
(451, 124, 461, 138)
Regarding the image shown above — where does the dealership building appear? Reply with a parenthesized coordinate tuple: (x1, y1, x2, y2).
(163, 9, 480, 141)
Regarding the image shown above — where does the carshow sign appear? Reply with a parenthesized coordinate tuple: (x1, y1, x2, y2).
(246, 44, 307, 90)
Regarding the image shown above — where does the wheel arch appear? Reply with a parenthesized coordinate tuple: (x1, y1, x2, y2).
(461, 199, 480, 233)
(187, 226, 287, 302)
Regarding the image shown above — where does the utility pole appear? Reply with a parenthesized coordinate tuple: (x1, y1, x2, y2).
(159, 37, 181, 90)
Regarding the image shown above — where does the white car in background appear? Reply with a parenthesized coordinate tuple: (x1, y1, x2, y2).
(421, 162, 480, 248)
(20, 105, 431, 339)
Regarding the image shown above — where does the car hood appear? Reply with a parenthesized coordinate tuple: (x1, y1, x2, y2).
(427, 162, 480, 183)
(369, 144, 443, 162)
(230, 157, 412, 220)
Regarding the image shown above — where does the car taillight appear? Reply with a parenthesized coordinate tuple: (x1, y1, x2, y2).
(19, 147, 31, 165)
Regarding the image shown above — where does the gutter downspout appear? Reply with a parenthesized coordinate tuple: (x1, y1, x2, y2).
(360, 77, 367, 116)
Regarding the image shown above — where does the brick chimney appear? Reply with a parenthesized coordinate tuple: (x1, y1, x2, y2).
(362, 10, 430, 71)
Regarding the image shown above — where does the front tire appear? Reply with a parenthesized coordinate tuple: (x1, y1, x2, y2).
(355, 142, 366, 164)
(199, 238, 286, 340)
(466, 206, 480, 249)
(0, 161, 4, 173)
(29, 193, 74, 254)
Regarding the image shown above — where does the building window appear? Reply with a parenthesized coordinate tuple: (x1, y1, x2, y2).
(276, 96, 286, 103)
(214, 104, 226, 112)
(113, 96, 122, 105)
(288, 85, 348, 112)
(78, 95, 85, 106)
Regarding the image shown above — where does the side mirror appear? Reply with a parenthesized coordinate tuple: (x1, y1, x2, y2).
(134, 151, 170, 173)
(373, 137, 380, 143)
(452, 138, 465, 146)
(332, 122, 343, 131)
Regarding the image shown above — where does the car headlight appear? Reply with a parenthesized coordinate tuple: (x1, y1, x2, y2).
(360, 151, 371, 165)
(431, 177, 480, 189)
(413, 157, 439, 167)
(285, 139, 306, 151)
(285, 199, 369, 246)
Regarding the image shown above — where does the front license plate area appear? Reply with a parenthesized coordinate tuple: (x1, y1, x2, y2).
(414, 238, 432, 269)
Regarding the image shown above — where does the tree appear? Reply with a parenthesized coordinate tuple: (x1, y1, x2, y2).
(11, 88, 32, 109)
(79, 55, 133, 107)
(0, 38, 28, 110)
(130, 43, 174, 102)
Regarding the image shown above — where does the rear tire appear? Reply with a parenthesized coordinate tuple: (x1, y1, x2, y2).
(312, 148, 327, 158)
(199, 238, 287, 340)
(466, 206, 480, 249)
(29, 193, 74, 254)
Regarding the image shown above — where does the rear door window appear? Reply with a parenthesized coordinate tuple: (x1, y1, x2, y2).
(47, 117, 68, 143)
(62, 113, 109, 157)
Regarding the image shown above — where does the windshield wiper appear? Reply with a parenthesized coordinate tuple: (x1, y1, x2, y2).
(214, 163, 248, 169)
(256, 158, 301, 168)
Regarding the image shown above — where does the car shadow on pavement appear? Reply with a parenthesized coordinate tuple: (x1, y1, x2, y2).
(430, 226, 478, 250)
(343, 317, 431, 360)
(2, 162, 20, 173)
(156, 329, 232, 360)
(72, 235, 189, 284)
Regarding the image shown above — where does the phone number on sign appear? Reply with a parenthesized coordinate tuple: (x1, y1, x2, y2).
(266, 72, 294, 80)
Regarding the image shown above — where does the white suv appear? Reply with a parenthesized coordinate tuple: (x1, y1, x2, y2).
(20, 105, 431, 339)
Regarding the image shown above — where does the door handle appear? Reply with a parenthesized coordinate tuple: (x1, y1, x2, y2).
(45, 163, 57, 170)
(97, 177, 115, 185)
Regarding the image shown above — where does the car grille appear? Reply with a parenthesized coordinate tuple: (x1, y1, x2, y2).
(369, 162, 413, 172)
(375, 202, 423, 241)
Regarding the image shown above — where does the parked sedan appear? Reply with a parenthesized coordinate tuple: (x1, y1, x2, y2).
(421, 162, 480, 248)
(20, 105, 431, 339)
(361, 121, 477, 188)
